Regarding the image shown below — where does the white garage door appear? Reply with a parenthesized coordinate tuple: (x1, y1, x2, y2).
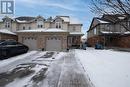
(46, 37, 62, 51)
(23, 37, 37, 50)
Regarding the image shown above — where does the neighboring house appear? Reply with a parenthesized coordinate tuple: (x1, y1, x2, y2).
(87, 14, 130, 48)
(0, 16, 17, 41)
(0, 29, 17, 40)
(0, 16, 83, 51)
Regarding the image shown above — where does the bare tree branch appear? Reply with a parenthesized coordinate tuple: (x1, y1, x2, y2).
(90, 0, 130, 31)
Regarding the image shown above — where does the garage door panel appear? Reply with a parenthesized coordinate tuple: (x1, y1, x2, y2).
(23, 37, 37, 50)
(46, 37, 62, 51)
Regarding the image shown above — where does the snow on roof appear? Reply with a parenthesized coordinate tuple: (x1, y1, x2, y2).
(70, 32, 84, 35)
(59, 16, 82, 24)
(45, 28, 68, 32)
(124, 31, 130, 34)
(16, 19, 28, 23)
(101, 31, 130, 35)
(17, 28, 68, 33)
(101, 31, 120, 34)
(17, 28, 46, 33)
(0, 29, 16, 35)
(60, 16, 70, 22)
(97, 19, 110, 24)
(70, 18, 82, 24)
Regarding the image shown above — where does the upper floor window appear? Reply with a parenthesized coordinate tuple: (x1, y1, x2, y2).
(23, 26, 25, 30)
(5, 22, 10, 28)
(37, 19, 44, 28)
(55, 22, 62, 29)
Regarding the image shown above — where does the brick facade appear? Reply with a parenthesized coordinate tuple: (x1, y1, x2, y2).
(0, 33, 18, 41)
(87, 35, 130, 48)
(87, 36, 104, 47)
(18, 32, 68, 51)
(116, 36, 130, 48)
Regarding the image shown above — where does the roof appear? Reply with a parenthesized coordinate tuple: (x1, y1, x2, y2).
(0, 16, 82, 25)
(97, 18, 110, 24)
(0, 29, 16, 35)
(102, 14, 128, 23)
(15, 16, 36, 23)
(15, 16, 35, 21)
(100, 31, 130, 35)
(59, 16, 70, 22)
(69, 18, 82, 24)
(87, 18, 110, 31)
(56, 16, 82, 24)
(17, 28, 68, 33)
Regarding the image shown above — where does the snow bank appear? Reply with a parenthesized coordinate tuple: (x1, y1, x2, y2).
(75, 48, 130, 87)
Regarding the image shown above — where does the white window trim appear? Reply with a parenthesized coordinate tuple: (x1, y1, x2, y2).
(55, 21, 62, 29)
(5, 22, 10, 28)
(37, 19, 44, 28)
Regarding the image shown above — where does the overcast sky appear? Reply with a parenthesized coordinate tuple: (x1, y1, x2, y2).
(15, 0, 96, 34)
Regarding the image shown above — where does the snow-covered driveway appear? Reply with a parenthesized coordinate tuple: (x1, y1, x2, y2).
(0, 51, 64, 87)
(0, 50, 92, 87)
(75, 48, 130, 87)
(1, 48, 129, 87)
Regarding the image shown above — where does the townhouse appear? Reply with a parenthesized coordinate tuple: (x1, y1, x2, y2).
(0, 16, 83, 51)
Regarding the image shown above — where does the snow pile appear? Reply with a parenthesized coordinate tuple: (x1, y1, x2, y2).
(75, 48, 130, 87)
(81, 35, 87, 43)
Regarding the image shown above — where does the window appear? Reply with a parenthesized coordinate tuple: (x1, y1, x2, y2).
(23, 26, 25, 30)
(29, 27, 31, 29)
(55, 22, 62, 29)
(37, 19, 43, 28)
(5, 22, 10, 28)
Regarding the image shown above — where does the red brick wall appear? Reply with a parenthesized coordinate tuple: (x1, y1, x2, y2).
(87, 36, 105, 47)
(88, 35, 130, 48)
(116, 36, 130, 48)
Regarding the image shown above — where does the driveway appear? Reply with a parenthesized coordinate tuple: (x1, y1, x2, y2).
(0, 50, 91, 87)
